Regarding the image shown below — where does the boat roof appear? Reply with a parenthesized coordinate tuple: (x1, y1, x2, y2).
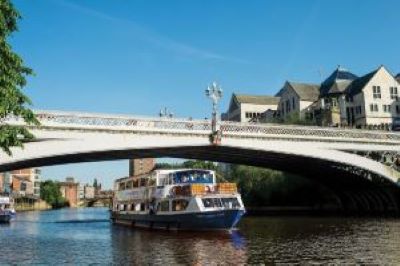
(154, 169, 215, 174)
(0, 197, 10, 204)
(114, 169, 215, 183)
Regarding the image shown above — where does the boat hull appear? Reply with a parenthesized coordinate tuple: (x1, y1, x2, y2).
(0, 214, 11, 223)
(111, 209, 245, 230)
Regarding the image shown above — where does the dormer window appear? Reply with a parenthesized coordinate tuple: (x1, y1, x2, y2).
(373, 86, 381, 99)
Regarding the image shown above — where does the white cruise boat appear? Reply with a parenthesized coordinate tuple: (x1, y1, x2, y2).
(111, 169, 245, 230)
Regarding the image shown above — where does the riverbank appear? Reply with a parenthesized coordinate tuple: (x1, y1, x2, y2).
(14, 199, 51, 212)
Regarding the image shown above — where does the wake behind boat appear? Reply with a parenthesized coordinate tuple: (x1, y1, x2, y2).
(111, 169, 245, 230)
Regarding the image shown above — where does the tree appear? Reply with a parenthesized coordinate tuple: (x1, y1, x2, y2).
(40, 180, 67, 208)
(0, 0, 38, 155)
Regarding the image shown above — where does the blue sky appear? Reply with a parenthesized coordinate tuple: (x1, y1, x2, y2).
(10, 0, 400, 188)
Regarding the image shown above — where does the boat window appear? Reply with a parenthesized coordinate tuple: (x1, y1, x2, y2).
(135, 203, 141, 211)
(159, 201, 169, 212)
(173, 170, 213, 184)
(172, 199, 189, 211)
(132, 179, 139, 188)
(139, 178, 147, 187)
(148, 178, 156, 186)
(202, 198, 222, 208)
(140, 202, 146, 211)
(221, 198, 240, 208)
(126, 181, 133, 189)
(119, 182, 126, 191)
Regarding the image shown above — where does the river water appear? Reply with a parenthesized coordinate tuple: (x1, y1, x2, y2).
(1, 208, 400, 265)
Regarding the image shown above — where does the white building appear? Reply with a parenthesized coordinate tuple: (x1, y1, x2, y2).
(345, 65, 400, 127)
(225, 94, 280, 122)
(277, 81, 320, 120)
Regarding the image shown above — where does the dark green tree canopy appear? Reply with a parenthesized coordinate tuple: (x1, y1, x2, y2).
(0, 0, 38, 155)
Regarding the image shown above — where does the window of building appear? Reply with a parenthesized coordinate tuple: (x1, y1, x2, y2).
(286, 100, 290, 113)
(374, 104, 379, 112)
(390, 87, 398, 100)
(397, 105, 400, 114)
(383, 105, 391, 113)
(346, 95, 353, 103)
(281, 103, 285, 115)
(373, 86, 381, 99)
(292, 97, 295, 109)
(370, 104, 374, 112)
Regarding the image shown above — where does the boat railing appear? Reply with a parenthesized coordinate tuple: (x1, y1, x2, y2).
(169, 183, 237, 197)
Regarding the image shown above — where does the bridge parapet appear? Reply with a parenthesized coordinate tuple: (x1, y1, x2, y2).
(5, 110, 400, 144)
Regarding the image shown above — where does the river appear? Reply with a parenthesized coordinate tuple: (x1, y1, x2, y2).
(0, 208, 399, 264)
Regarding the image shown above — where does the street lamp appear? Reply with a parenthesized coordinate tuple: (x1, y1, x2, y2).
(205, 81, 223, 140)
(159, 107, 173, 118)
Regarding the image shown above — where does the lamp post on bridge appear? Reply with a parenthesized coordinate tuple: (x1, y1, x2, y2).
(205, 81, 223, 145)
(159, 107, 174, 118)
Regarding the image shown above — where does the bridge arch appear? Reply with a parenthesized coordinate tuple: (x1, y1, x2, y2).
(3, 110, 400, 214)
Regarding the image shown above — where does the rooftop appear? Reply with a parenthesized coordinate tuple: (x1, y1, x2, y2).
(346, 67, 381, 96)
(287, 82, 320, 102)
(320, 66, 358, 96)
(234, 94, 280, 105)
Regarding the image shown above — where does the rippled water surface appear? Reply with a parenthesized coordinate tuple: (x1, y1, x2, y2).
(1, 208, 400, 264)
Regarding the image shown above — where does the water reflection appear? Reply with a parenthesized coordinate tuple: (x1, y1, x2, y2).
(111, 227, 248, 265)
(1, 208, 400, 264)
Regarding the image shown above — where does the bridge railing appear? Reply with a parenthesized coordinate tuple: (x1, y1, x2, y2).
(5, 110, 400, 141)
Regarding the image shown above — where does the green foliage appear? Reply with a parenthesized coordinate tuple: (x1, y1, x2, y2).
(0, 0, 38, 155)
(40, 180, 68, 208)
(223, 164, 335, 207)
(282, 111, 315, 126)
(157, 160, 336, 207)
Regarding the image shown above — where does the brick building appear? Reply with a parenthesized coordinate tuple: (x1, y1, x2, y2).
(12, 176, 34, 196)
(59, 177, 79, 207)
(4, 168, 41, 197)
(129, 158, 155, 176)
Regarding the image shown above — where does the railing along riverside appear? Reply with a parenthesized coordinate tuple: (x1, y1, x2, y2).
(4, 110, 400, 141)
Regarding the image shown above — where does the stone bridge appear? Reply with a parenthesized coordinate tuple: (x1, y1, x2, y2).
(3, 110, 400, 214)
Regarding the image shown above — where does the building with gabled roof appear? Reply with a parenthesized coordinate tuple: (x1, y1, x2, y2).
(343, 65, 400, 127)
(320, 66, 358, 97)
(314, 66, 358, 126)
(225, 93, 280, 122)
(277, 81, 320, 120)
(396, 73, 400, 84)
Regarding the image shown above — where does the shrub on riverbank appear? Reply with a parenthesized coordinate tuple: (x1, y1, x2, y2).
(40, 180, 68, 208)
